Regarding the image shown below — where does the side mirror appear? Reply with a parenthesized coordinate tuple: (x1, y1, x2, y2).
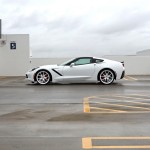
(70, 63, 75, 67)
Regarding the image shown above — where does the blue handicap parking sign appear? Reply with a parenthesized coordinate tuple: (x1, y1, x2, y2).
(10, 42, 16, 49)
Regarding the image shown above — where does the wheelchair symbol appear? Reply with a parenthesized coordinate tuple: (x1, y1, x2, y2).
(10, 42, 16, 49)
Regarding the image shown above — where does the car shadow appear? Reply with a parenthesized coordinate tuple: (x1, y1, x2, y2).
(26, 82, 123, 86)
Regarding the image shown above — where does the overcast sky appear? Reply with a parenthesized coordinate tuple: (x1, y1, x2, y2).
(1, 0, 150, 57)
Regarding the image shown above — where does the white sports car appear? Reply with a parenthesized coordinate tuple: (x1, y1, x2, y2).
(26, 57, 125, 85)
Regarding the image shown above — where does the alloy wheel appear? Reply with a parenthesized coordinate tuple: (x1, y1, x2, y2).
(36, 70, 50, 85)
(99, 70, 114, 85)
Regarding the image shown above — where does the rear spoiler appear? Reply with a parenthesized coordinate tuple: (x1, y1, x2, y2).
(121, 61, 124, 67)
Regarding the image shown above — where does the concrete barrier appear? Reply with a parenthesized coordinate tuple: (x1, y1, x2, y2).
(105, 56, 150, 75)
(30, 56, 150, 75)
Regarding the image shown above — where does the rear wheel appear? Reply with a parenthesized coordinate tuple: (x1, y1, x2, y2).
(35, 70, 51, 85)
(99, 69, 115, 85)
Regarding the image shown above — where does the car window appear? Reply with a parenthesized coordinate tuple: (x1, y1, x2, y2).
(74, 58, 92, 65)
(94, 59, 104, 63)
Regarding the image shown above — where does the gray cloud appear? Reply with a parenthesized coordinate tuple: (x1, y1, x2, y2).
(46, 16, 83, 32)
(9, 13, 42, 29)
(8, 12, 83, 35)
(1, 0, 150, 57)
(87, 10, 150, 35)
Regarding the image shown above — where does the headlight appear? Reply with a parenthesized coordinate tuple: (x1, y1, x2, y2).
(30, 67, 39, 72)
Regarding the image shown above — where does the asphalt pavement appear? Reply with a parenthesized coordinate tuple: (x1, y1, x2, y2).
(0, 76, 150, 150)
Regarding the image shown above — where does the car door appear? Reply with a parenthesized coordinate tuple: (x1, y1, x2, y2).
(62, 57, 95, 81)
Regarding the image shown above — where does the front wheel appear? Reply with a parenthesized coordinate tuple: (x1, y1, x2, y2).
(35, 70, 51, 85)
(99, 69, 115, 85)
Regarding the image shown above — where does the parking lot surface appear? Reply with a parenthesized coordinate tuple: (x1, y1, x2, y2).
(0, 76, 150, 150)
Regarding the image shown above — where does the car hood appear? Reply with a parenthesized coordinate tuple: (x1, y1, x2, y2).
(39, 64, 60, 69)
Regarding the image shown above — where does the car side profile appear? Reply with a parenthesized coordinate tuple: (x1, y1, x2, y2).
(26, 57, 125, 85)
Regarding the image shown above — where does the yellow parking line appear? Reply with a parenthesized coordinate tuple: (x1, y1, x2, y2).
(129, 94, 150, 97)
(114, 95, 150, 101)
(92, 145, 150, 149)
(83, 98, 90, 113)
(90, 106, 126, 113)
(89, 101, 150, 111)
(95, 95, 150, 100)
(83, 95, 150, 113)
(87, 96, 97, 99)
(125, 76, 138, 80)
(95, 94, 150, 98)
(94, 96, 150, 106)
(82, 138, 92, 149)
(91, 137, 150, 139)
(82, 137, 150, 149)
(86, 111, 150, 114)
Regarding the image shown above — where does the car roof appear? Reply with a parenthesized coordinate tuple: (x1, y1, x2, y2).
(76, 57, 103, 59)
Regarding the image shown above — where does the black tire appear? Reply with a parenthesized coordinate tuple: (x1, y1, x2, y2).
(98, 69, 115, 85)
(35, 70, 51, 85)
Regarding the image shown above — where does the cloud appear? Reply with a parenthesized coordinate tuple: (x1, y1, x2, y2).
(9, 13, 42, 29)
(1, 0, 150, 57)
(96, 11, 150, 35)
(45, 16, 83, 33)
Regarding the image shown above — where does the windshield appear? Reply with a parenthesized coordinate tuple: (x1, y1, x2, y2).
(60, 58, 75, 66)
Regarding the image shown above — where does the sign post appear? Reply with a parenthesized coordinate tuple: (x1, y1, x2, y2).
(0, 19, 1, 39)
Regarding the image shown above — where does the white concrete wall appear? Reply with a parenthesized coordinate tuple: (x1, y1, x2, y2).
(0, 34, 29, 76)
(0, 34, 150, 76)
(30, 56, 150, 75)
(105, 55, 150, 75)
(136, 49, 150, 56)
